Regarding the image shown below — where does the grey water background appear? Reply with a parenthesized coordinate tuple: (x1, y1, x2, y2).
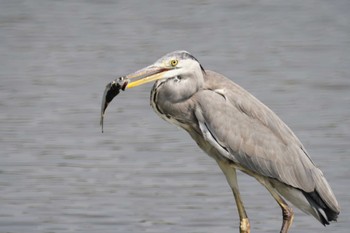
(1, 0, 349, 232)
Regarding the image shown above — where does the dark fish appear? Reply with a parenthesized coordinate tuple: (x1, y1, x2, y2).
(100, 76, 129, 132)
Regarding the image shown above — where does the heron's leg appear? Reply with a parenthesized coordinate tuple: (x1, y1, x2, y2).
(254, 176, 294, 233)
(217, 161, 250, 233)
(276, 195, 294, 233)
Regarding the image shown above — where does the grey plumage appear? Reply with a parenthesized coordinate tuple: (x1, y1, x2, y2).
(102, 50, 340, 233)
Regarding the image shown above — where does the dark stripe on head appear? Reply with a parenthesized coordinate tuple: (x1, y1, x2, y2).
(179, 51, 206, 74)
(158, 50, 206, 74)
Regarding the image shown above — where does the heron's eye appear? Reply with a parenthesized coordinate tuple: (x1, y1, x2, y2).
(170, 59, 178, 67)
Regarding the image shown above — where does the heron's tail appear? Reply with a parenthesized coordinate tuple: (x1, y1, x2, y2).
(303, 168, 340, 225)
(303, 190, 339, 225)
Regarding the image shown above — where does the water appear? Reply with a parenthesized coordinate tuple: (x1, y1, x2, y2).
(0, 0, 349, 232)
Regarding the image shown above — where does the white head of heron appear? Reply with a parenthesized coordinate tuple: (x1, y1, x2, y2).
(151, 51, 206, 102)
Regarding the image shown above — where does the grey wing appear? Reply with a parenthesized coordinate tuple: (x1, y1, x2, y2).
(192, 70, 339, 214)
(193, 74, 321, 193)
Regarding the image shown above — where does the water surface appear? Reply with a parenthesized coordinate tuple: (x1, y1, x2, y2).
(0, 1, 349, 232)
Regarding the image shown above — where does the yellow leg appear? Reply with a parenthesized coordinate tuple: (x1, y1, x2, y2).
(232, 184, 250, 233)
(255, 176, 294, 233)
(279, 200, 294, 233)
(239, 217, 250, 233)
(217, 161, 250, 233)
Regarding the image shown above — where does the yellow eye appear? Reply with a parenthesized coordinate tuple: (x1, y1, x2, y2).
(170, 59, 178, 67)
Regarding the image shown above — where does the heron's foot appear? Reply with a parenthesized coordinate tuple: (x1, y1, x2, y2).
(239, 218, 250, 233)
(280, 205, 294, 233)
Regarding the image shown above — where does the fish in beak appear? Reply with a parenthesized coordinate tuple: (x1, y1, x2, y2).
(100, 76, 129, 133)
(100, 65, 172, 132)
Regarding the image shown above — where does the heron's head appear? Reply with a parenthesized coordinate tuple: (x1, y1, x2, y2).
(125, 51, 206, 100)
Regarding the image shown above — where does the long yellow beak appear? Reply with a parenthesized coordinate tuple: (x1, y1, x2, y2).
(125, 65, 172, 89)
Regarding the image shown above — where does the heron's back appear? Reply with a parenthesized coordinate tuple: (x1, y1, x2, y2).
(151, 68, 340, 225)
(199, 70, 340, 223)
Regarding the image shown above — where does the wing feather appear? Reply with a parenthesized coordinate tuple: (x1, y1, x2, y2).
(193, 70, 318, 191)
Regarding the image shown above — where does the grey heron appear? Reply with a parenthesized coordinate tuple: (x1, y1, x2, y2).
(101, 50, 340, 233)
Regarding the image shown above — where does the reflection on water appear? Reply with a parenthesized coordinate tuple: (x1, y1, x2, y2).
(0, 1, 349, 233)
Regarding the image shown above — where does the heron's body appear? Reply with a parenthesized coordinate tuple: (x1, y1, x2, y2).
(152, 68, 338, 224)
(102, 51, 340, 233)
